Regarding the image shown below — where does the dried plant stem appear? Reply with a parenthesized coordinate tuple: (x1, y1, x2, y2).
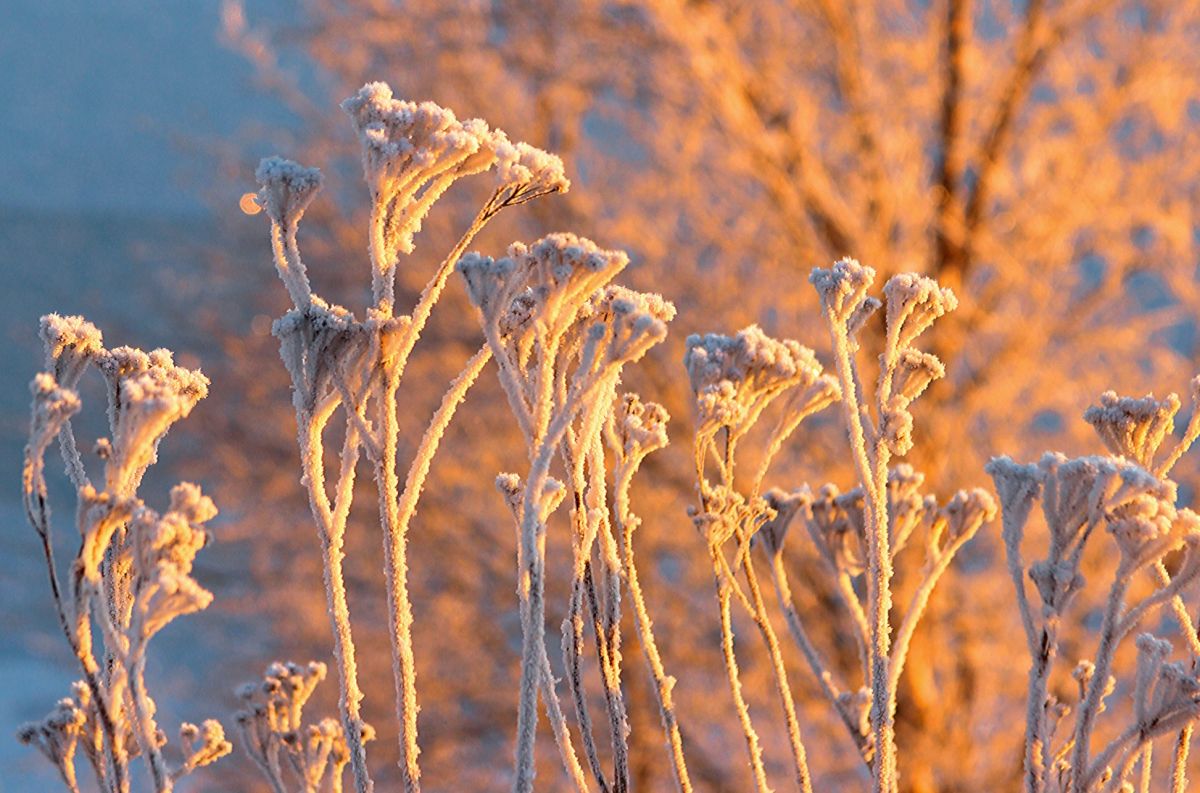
(26, 459, 129, 793)
(1022, 617, 1061, 793)
(376, 367, 422, 793)
(889, 535, 974, 694)
(1153, 561, 1200, 655)
(611, 464, 693, 793)
(369, 200, 394, 311)
(712, 557, 771, 793)
(128, 653, 169, 792)
(1070, 577, 1131, 793)
(536, 649, 591, 792)
(565, 560, 610, 793)
(1172, 725, 1191, 793)
(394, 345, 491, 538)
(736, 536, 814, 793)
(1138, 745, 1152, 793)
(768, 553, 869, 761)
(396, 207, 494, 370)
(300, 408, 372, 793)
(515, 389, 583, 792)
(828, 325, 896, 792)
(583, 564, 630, 793)
(586, 438, 631, 793)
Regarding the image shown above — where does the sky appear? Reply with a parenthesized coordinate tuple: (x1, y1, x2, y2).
(0, 0, 283, 217)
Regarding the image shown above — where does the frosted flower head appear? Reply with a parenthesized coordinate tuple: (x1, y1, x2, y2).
(28, 373, 82, 457)
(803, 483, 863, 574)
(810, 466, 930, 571)
(884, 464, 932, 553)
(17, 695, 87, 777)
(609, 393, 670, 462)
(1107, 498, 1196, 571)
(255, 156, 323, 228)
(891, 349, 945, 405)
(577, 286, 674, 370)
(273, 299, 365, 411)
(880, 396, 917, 456)
(985, 456, 1043, 531)
(132, 562, 214, 643)
(492, 133, 570, 199)
(882, 272, 957, 350)
(460, 234, 629, 341)
(780, 372, 841, 424)
(495, 473, 524, 517)
(342, 82, 515, 256)
(684, 325, 822, 437)
(1132, 634, 1200, 736)
(1038, 453, 1116, 559)
(756, 487, 809, 557)
(39, 314, 104, 387)
(930, 488, 996, 558)
(524, 234, 630, 334)
(178, 720, 232, 774)
(457, 251, 517, 323)
(809, 258, 877, 327)
(131, 483, 217, 581)
(1084, 390, 1182, 471)
(108, 360, 209, 491)
(1028, 558, 1085, 614)
(341, 83, 493, 196)
(237, 661, 330, 747)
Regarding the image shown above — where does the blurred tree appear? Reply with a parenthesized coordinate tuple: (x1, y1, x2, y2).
(204, 1, 1200, 790)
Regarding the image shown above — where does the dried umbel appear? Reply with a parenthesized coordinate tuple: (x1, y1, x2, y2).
(20, 315, 228, 793)
(680, 317, 852, 793)
(684, 324, 824, 442)
(800, 259, 972, 790)
(1083, 382, 1200, 477)
(236, 661, 373, 793)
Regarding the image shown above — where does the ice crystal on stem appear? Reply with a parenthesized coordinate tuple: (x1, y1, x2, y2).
(235, 661, 371, 793)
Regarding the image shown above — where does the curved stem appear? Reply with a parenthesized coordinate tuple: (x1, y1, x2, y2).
(1172, 725, 1192, 793)
(612, 462, 693, 793)
(376, 368, 422, 793)
(712, 559, 771, 793)
(738, 538, 815, 793)
(300, 410, 373, 793)
(769, 552, 869, 762)
(1069, 576, 1130, 793)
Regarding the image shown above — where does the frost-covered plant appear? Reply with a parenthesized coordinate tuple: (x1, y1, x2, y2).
(677, 260, 988, 793)
(683, 324, 840, 793)
(235, 661, 372, 793)
(252, 82, 568, 792)
(804, 259, 967, 791)
(459, 234, 678, 792)
(18, 315, 230, 793)
(989, 381, 1200, 793)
